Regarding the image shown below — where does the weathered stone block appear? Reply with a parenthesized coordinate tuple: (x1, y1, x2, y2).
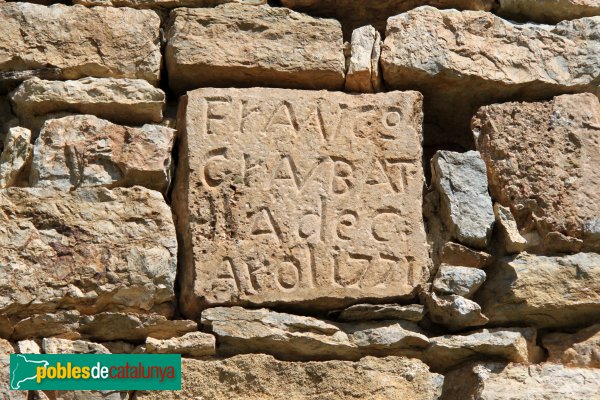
(30, 115, 175, 193)
(442, 362, 600, 400)
(174, 87, 429, 317)
(431, 150, 494, 249)
(433, 265, 486, 298)
(0, 3, 161, 85)
(497, 0, 600, 24)
(0, 187, 177, 322)
(10, 78, 165, 126)
(165, 4, 345, 93)
(345, 25, 381, 93)
(477, 253, 600, 328)
(424, 328, 540, 370)
(424, 292, 488, 331)
(280, 0, 493, 37)
(473, 94, 600, 252)
(381, 7, 600, 148)
(134, 354, 444, 400)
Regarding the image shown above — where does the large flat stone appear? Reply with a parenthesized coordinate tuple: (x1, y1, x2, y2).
(174, 87, 429, 317)
(442, 362, 600, 400)
(201, 306, 429, 361)
(424, 328, 540, 370)
(10, 78, 165, 126)
(381, 7, 600, 149)
(134, 354, 444, 400)
(0, 3, 161, 85)
(476, 253, 600, 328)
(473, 94, 600, 252)
(165, 4, 345, 93)
(280, 0, 493, 37)
(30, 115, 175, 193)
(0, 187, 177, 322)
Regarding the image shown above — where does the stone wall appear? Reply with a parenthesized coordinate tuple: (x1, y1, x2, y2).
(0, 0, 599, 399)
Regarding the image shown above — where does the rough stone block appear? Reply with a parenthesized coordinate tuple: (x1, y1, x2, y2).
(477, 253, 600, 328)
(30, 115, 175, 193)
(165, 4, 345, 93)
(10, 78, 165, 126)
(134, 354, 444, 400)
(0, 3, 161, 85)
(473, 94, 600, 253)
(0, 187, 177, 322)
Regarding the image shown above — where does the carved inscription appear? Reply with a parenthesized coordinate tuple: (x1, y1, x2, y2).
(177, 88, 429, 316)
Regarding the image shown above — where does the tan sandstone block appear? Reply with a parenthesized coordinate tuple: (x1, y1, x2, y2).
(134, 354, 444, 400)
(0, 3, 161, 85)
(280, 0, 493, 36)
(9, 78, 165, 126)
(477, 253, 600, 328)
(174, 88, 429, 318)
(165, 4, 345, 94)
(30, 115, 175, 193)
(473, 94, 600, 252)
(0, 187, 177, 322)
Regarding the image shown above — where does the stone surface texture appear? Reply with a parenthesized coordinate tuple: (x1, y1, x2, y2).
(0, 3, 161, 84)
(493, 204, 527, 254)
(134, 354, 444, 400)
(165, 4, 345, 93)
(474, 94, 600, 252)
(431, 151, 494, 249)
(10, 78, 165, 125)
(424, 328, 539, 370)
(477, 252, 600, 328)
(175, 88, 429, 318)
(30, 115, 175, 193)
(345, 25, 381, 93)
(0, 126, 31, 188)
(0, 187, 177, 322)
